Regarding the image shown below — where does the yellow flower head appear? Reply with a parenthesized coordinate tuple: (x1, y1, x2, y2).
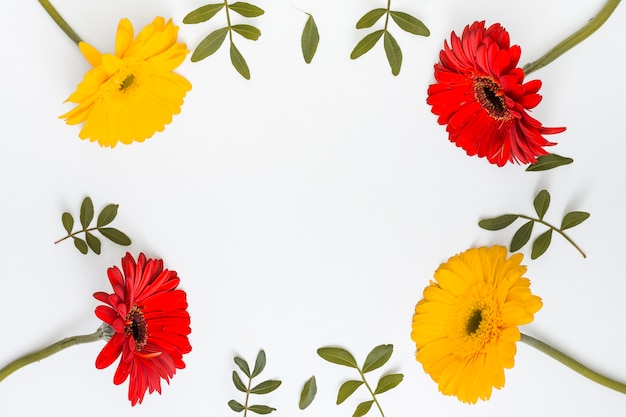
(60, 17, 191, 147)
(411, 246, 542, 404)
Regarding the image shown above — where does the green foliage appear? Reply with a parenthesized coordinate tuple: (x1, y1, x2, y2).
(478, 189, 589, 259)
(56, 197, 131, 255)
(318, 344, 402, 417)
(526, 153, 574, 171)
(299, 376, 317, 409)
(351, 3, 429, 75)
(185, 1, 264, 79)
(301, 13, 320, 64)
(229, 350, 281, 415)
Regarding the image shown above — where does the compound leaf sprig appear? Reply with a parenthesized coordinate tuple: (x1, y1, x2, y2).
(229, 350, 281, 415)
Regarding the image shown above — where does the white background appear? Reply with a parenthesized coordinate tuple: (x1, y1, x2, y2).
(1, 0, 625, 416)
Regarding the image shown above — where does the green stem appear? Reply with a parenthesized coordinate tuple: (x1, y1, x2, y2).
(243, 375, 251, 417)
(37, 0, 83, 44)
(358, 368, 385, 417)
(0, 326, 104, 383)
(224, 0, 233, 43)
(520, 333, 626, 395)
(54, 227, 99, 244)
(523, 0, 621, 75)
(517, 214, 586, 258)
(383, 0, 392, 32)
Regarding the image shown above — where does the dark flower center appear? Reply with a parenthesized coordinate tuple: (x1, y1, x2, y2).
(125, 305, 148, 351)
(466, 309, 483, 335)
(119, 74, 136, 91)
(473, 77, 510, 120)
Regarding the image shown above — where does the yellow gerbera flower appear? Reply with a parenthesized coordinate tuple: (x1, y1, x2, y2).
(411, 246, 542, 404)
(60, 17, 191, 147)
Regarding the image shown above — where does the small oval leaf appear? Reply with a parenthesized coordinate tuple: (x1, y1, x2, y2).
(80, 197, 94, 229)
(247, 405, 276, 415)
(531, 229, 553, 259)
(337, 380, 363, 405)
(299, 376, 317, 410)
(374, 373, 403, 394)
(61, 212, 74, 234)
(526, 153, 573, 171)
(228, 399, 245, 412)
(250, 380, 281, 395)
(383, 31, 402, 76)
(231, 24, 261, 41)
(230, 42, 251, 80)
(510, 220, 534, 252)
(85, 232, 101, 255)
(232, 371, 247, 392)
(301, 14, 320, 64)
(353, 400, 374, 417)
(317, 347, 358, 368)
(98, 227, 131, 246)
(251, 349, 266, 378)
(362, 344, 393, 373)
(350, 30, 384, 60)
(183, 3, 225, 24)
(355, 9, 387, 29)
(234, 356, 251, 377)
(533, 190, 551, 220)
(229, 2, 265, 18)
(97, 204, 118, 227)
(389, 11, 430, 36)
(191, 27, 229, 62)
(73, 237, 88, 254)
(478, 214, 519, 230)
(561, 211, 590, 230)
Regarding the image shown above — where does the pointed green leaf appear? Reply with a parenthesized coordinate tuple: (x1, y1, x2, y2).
(231, 24, 261, 41)
(374, 373, 403, 394)
(250, 380, 281, 394)
(73, 237, 88, 254)
(232, 371, 247, 392)
(228, 399, 245, 412)
(299, 376, 317, 410)
(183, 3, 225, 24)
(337, 380, 363, 404)
(353, 400, 374, 417)
(317, 347, 358, 368)
(526, 154, 573, 171)
(229, 2, 265, 17)
(247, 405, 276, 415)
(191, 27, 229, 62)
(234, 356, 251, 377)
(510, 220, 534, 252)
(301, 14, 319, 64)
(531, 229, 553, 259)
(383, 31, 402, 76)
(230, 42, 251, 79)
(350, 30, 384, 59)
(98, 227, 131, 246)
(355, 9, 387, 29)
(96, 204, 118, 227)
(561, 211, 590, 230)
(389, 11, 430, 36)
(85, 232, 101, 255)
(478, 214, 519, 230)
(251, 349, 266, 378)
(533, 190, 551, 220)
(362, 344, 393, 373)
(61, 212, 74, 234)
(79, 197, 94, 229)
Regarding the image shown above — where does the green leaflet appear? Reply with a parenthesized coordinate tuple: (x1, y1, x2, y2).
(301, 14, 320, 64)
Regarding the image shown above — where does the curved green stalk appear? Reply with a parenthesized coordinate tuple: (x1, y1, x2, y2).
(517, 214, 586, 258)
(357, 368, 386, 417)
(37, 0, 83, 44)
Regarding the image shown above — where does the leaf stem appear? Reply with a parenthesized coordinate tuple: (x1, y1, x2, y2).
(54, 226, 99, 244)
(517, 214, 586, 258)
(37, 0, 82, 44)
(383, 0, 392, 32)
(520, 333, 626, 395)
(357, 368, 385, 417)
(523, 0, 621, 75)
(224, 0, 233, 43)
(0, 325, 104, 383)
(243, 374, 251, 417)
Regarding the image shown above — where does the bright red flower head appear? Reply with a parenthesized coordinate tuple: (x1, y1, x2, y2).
(93, 252, 191, 405)
(427, 21, 565, 166)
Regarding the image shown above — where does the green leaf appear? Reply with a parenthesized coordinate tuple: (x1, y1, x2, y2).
(79, 197, 94, 229)
(533, 190, 551, 220)
(362, 344, 393, 373)
(183, 3, 224, 24)
(353, 400, 374, 417)
(301, 14, 319, 64)
(231, 24, 261, 41)
(228, 2, 265, 18)
(230, 42, 251, 80)
(531, 229, 553, 259)
(526, 153, 573, 171)
(250, 380, 281, 394)
(350, 30, 384, 59)
(73, 237, 88, 254)
(232, 371, 247, 392)
(228, 399, 245, 412)
(247, 405, 276, 415)
(96, 204, 118, 227)
(374, 373, 403, 394)
(510, 220, 534, 252)
(85, 232, 101, 255)
(98, 227, 131, 246)
(251, 349, 266, 378)
(478, 214, 519, 230)
(389, 11, 430, 36)
(299, 376, 317, 410)
(355, 9, 387, 29)
(61, 212, 74, 234)
(191, 27, 229, 62)
(337, 380, 363, 405)
(234, 356, 251, 377)
(383, 31, 402, 76)
(561, 211, 590, 230)
(317, 347, 358, 368)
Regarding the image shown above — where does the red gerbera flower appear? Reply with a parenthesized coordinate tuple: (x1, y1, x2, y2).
(427, 21, 565, 166)
(93, 252, 191, 405)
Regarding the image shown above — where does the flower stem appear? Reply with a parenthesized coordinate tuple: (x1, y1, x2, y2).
(517, 214, 586, 258)
(37, 0, 83, 45)
(520, 333, 626, 395)
(0, 326, 104, 383)
(54, 227, 99, 244)
(358, 368, 385, 417)
(523, 0, 621, 75)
